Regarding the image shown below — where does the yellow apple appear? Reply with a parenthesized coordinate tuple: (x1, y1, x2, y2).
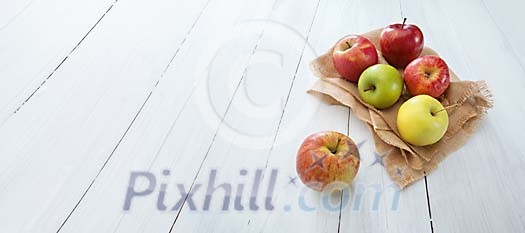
(397, 95, 449, 146)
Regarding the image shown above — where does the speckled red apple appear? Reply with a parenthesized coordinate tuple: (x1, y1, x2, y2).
(404, 55, 450, 98)
(296, 131, 360, 191)
(332, 35, 378, 82)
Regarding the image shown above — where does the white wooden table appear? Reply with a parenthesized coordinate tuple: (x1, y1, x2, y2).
(1, 0, 524, 232)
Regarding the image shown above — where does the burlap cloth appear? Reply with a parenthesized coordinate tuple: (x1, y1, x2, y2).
(307, 28, 494, 189)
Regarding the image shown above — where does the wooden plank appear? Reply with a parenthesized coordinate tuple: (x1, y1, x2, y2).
(0, 0, 115, 124)
(52, 0, 278, 232)
(0, 0, 210, 232)
(401, 0, 525, 232)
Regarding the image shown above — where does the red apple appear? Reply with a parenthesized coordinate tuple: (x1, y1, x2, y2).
(332, 35, 378, 82)
(404, 55, 450, 97)
(380, 18, 424, 68)
(296, 131, 360, 191)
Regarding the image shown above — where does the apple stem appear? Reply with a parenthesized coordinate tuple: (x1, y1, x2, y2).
(345, 41, 352, 49)
(332, 138, 341, 154)
(433, 103, 459, 115)
(364, 86, 376, 92)
(402, 18, 407, 27)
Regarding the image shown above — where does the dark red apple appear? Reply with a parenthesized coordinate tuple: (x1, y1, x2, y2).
(380, 18, 424, 68)
(296, 131, 360, 191)
(404, 55, 450, 97)
(332, 35, 378, 82)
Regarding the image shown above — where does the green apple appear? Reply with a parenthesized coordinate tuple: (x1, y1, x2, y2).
(397, 95, 449, 146)
(358, 64, 403, 109)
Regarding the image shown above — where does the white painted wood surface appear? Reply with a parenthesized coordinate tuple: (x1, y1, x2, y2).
(0, 0, 116, 124)
(0, 0, 524, 232)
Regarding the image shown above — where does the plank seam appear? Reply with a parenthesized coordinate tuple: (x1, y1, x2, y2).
(12, 0, 119, 117)
(254, 1, 323, 230)
(263, 0, 322, 170)
(127, 0, 285, 181)
(336, 190, 344, 233)
(55, 90, 151, 233)
(168, 0, 321, 230)
(166, 3, 282, 232)
(337, 105, 351, 233)
(424, 174, 434, 233)
(0, 0, 37, 31)
(53, 0, 213, 231)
